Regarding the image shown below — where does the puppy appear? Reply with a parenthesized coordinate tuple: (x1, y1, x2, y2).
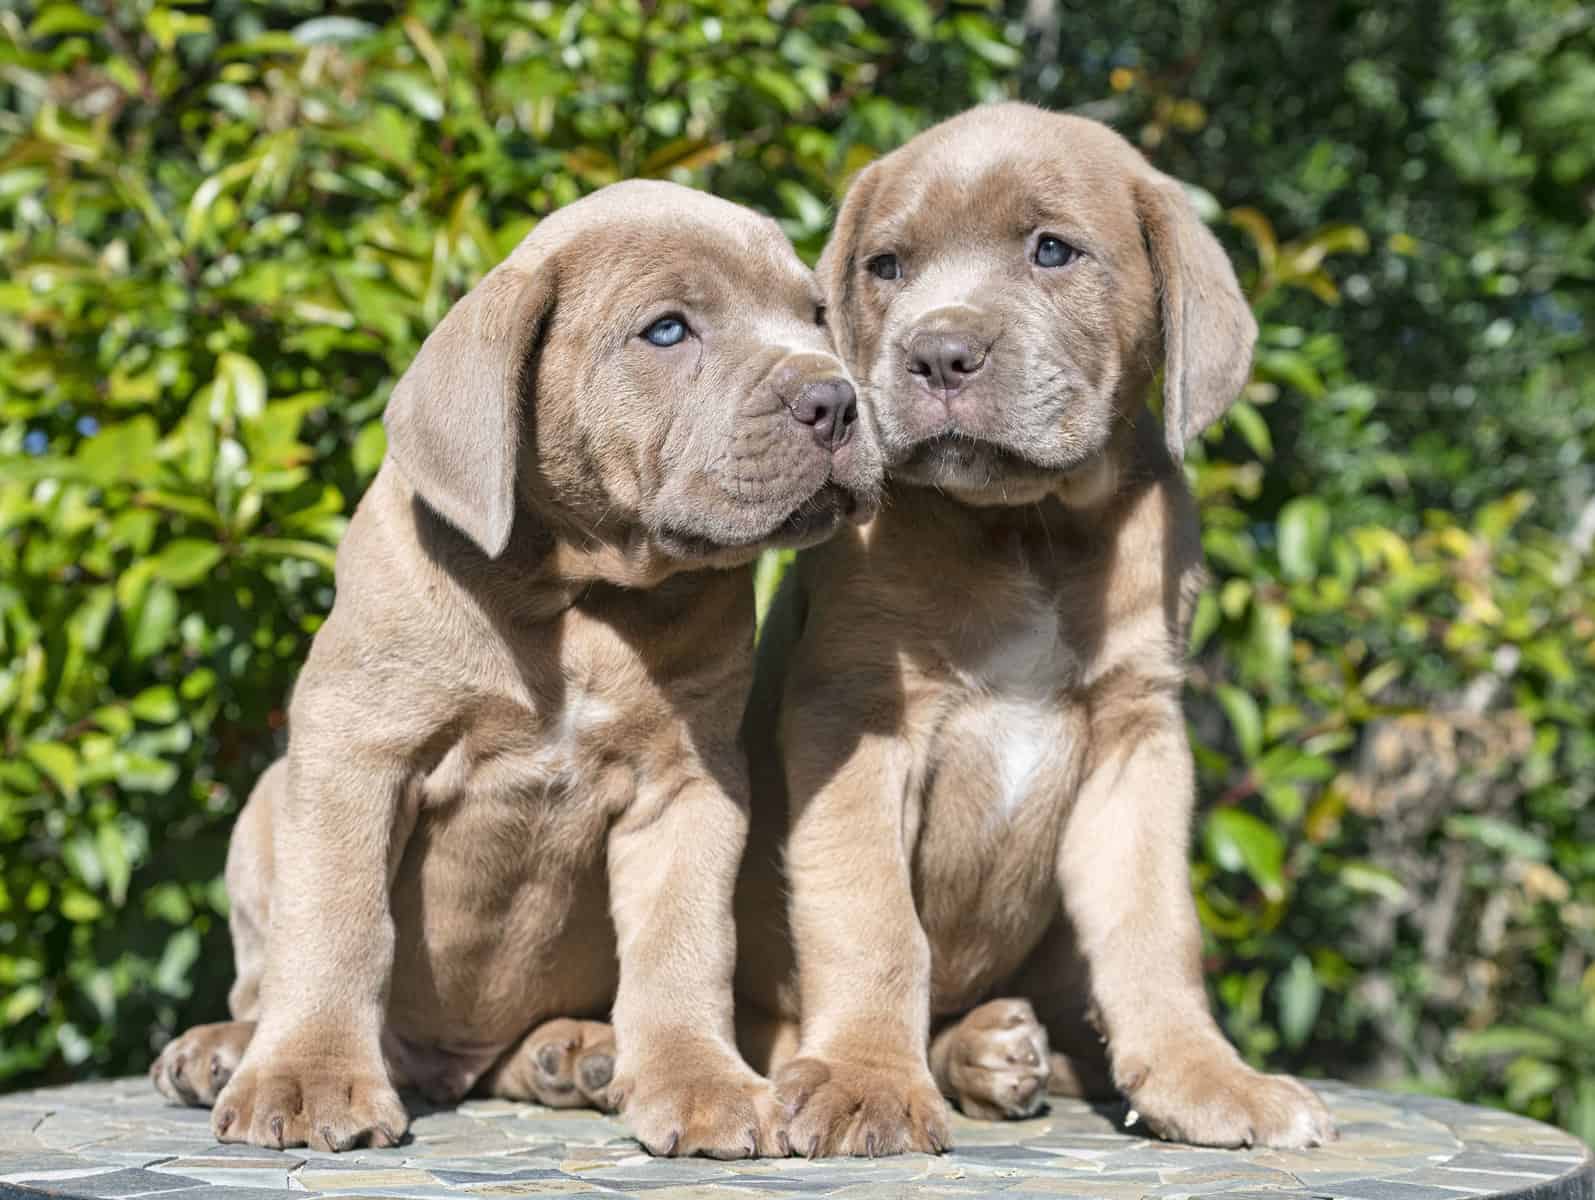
(733, 103, 1336, 1155)
(149, 180, 880, 1158)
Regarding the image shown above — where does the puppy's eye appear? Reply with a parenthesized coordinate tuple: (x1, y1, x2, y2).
(867, 253, 901, 281)
(814, 303, 828, 328)
(1034, 236, 1080, 269)
(641, 316, 689, 347)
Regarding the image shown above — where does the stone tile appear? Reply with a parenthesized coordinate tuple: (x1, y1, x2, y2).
(25, 1167, 208, 1196)
(1317, 1178, 1495, 1200)
(0, 1153, 102, 1181)
(166, 1190, 325, 1200)
(295, 1168, 443, 1191)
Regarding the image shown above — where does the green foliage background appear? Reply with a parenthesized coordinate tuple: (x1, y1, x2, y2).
(2, 0, 1592, 1138)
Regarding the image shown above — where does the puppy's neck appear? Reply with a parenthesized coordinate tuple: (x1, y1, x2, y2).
(410, 489, 708, 623)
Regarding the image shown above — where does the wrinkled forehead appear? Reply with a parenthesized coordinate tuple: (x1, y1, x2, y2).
(528, 190, 819, 322)
(867, 119, 1145, 263)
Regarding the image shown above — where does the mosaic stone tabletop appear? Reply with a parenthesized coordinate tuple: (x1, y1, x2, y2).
(1, 1080, 1590, 1200)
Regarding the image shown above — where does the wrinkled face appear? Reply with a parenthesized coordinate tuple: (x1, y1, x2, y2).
(384, 180, 882, 573)
(824, 109, 1166, 507)
(533, 204, 881, 566)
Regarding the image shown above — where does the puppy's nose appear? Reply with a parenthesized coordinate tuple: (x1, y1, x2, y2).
(907, 331, 986, 394)
(790, 377, 858, 451)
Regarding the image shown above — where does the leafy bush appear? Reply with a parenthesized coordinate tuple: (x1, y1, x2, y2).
(4, 0, 1592, 1143)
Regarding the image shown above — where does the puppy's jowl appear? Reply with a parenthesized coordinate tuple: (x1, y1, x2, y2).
(734, 103, 1336, 1155)
(150, 180, 880, 1157)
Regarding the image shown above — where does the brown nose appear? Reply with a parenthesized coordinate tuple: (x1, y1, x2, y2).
(907, 331, 986, 394)
(790, 377, 858, 451)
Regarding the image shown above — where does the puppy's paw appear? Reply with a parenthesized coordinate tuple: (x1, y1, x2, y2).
(616, 1065, 779, 1159)
(936, 999, 1050, 1120)
(213, 1060, 408, 1151)
(151, 1020, 254, 1107)
(774, 1056, 950, 1157)
(1120, 1044, 1335, 1149)
(490, 1018, 616, 1110)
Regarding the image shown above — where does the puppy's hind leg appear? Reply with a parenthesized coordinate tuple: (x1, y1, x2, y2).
(1007, 917, 1116, 1103)
(482, 1018, 617, 1111)
(152, 763, 281, 1107)
(929, 999, 1050, 1120)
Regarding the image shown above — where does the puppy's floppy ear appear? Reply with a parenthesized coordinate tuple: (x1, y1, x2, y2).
(383, 260, 554, 557)
(816, 161, 881, 358)
(1135, 172, 1257, 461)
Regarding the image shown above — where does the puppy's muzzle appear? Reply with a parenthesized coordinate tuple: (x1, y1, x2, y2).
(790, 376, 858, 451)
(775, 360, 858, 452)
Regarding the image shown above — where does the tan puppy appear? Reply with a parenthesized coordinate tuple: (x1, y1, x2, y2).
(149, 180, 880, 1158)
(733, 103, 1336, 1155)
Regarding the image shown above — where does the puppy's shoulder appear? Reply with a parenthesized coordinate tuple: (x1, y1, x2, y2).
(1075, 460, 1205, 683)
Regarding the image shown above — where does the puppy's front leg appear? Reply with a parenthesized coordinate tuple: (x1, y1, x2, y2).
(776, 736, 951, 1157)
(607, 774, 777, 1159)
(1058, 686, 1334, 1149)
(212, 740, 413, 1151)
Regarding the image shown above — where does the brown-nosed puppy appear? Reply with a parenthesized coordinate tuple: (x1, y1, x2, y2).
(148, 180, 881, 1158)
(733, 103, 1336, 1156)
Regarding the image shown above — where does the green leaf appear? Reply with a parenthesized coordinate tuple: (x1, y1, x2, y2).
(1277, 955, 1321, 1048)
(1226, 401, 1274, 460)
(1454, 1027, 1563, 1059)
(130, 582, 179, 661)
(76, 416, 158, 484)
(1445, 815, 1550, 862)
(31, 5, 103, 36)
(95, 822, 131, 907)
(244, 537, 337, 572)
(754, 548, 795, 631)
(293, 16, 375, 44)
(1203, 808, 1286, 901)
(151, 539, 225, 588)
(115, 754, 179, 794)
(1338, 861, 1409, 903)
(377, 71, 444, 121)
(1216, 684, 1264, 759)
(1188, 588, 1220, 654)
(60, 889, 103, 922)
(154, 928, 201, 996)
(218, 352, 267, 420)
(1505, 1058, 1564, 1108)
(2, 986, 42, 1026)
(129, 685, 179, 724)
(24, 741, 79, 800)
(1277, 497, 1330, 582)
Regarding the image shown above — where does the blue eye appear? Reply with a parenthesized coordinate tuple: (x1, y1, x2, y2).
(1034, 235, 1080, 268)
(642, 316, 688, 347)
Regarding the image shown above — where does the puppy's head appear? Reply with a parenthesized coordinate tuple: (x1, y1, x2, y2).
(384, 180, 880, 574)
(820, 102, 1256, 507)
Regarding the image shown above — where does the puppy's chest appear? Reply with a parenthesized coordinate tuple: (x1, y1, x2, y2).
(429, 644, 653, 808)
(914, 586, 1084, 893)
(939, 575, 1085, 765)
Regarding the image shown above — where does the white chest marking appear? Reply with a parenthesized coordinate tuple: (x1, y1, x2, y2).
(524, 691, 617, 785)
(989, 700, 1055, 818)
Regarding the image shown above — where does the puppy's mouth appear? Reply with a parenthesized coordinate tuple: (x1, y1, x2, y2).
(656, 481, 860, 561)
(895, 433, 1080, 490)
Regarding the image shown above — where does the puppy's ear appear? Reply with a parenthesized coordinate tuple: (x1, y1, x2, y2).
(383, 261, 554, 557)
(1135, 173, 1257, 461)
(816, 161, 881, 359)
